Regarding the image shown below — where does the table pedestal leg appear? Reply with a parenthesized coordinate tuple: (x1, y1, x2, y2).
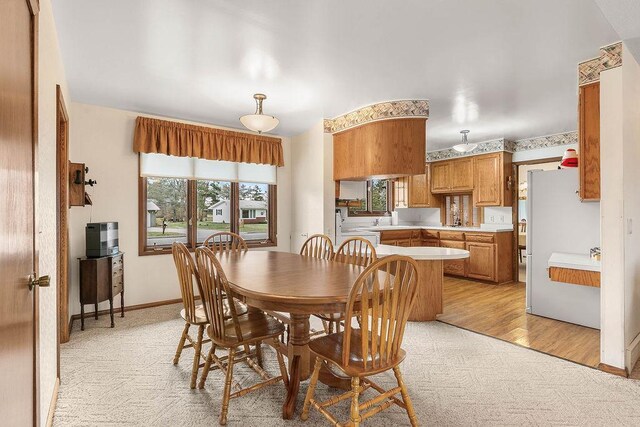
(408, 259, 444, 321)
(283, 313, 310, 419)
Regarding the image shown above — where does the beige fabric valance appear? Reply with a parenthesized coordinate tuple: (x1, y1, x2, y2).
(133, 116, 284, 167)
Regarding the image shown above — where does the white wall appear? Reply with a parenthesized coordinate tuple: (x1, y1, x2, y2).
(290, 122, 326, 251)
(600, 43, 640, 372)
(37, 0, 71, 423)
(621, 44, 640, 372)
(68, 104, 292, 317)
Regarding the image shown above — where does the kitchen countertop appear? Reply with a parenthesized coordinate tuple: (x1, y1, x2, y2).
(548, 252, 601, 272)
(375, 244, 470, 260)
(352, 224, 514, 233)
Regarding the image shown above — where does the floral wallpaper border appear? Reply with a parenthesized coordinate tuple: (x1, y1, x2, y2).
(426, 131, 577, 162)
(323, 100, 429, 133)
(578, 41, 622, 86)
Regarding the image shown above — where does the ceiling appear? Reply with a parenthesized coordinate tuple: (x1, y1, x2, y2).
(53, 0, 620, 150)
(595, 0, 640, 62)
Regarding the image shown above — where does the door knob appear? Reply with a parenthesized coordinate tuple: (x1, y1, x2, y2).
(29, 274, 51, 291)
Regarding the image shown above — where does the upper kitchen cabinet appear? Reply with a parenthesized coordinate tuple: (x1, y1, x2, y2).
(430, 158, 474, 194)
(473, 152, 513, 207)
(333, 118, 426, 181)
(408, 163, 440, 208)
(579, 82, 600, 201)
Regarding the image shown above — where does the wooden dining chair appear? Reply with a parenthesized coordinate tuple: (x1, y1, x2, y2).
(301, 255, 420, 427)
(202, 231, 248, 254)
(195, 246, 289, 425)
(171, 242, 212, 389)
(172, 242, 247, 388)
(315, 237, 378, 334)
(300, 234, 334, 260)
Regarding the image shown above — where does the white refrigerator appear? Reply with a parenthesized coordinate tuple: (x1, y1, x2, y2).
(526, 168, 600, 329)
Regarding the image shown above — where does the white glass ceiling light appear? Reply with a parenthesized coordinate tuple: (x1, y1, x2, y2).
(240, 93, 279, 134)
(452, 129, 477, 153)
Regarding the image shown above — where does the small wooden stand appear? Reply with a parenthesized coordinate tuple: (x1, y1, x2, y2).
(78, 252, 125, 330)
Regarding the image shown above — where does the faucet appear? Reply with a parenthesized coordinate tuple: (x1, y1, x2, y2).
(373, 218, 380, 226)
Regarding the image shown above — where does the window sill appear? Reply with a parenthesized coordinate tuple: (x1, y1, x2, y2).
(139, 240, 277, 256)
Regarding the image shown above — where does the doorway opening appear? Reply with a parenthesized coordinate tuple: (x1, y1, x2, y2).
(56, 85, 70, 349)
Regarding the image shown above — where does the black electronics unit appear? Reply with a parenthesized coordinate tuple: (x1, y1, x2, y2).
(86, 222, 119, 258)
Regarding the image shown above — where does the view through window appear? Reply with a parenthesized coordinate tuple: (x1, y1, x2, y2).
(348, 179, 390, 216)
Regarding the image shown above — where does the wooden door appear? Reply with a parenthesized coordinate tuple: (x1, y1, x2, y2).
(467, 242, 496, 281)
(473, 153, 502, 206)
(0, 0, 39, 424)
(579, 82, 600, 201)
(450, 158, 474, 191)
(431, 161, 450, 193)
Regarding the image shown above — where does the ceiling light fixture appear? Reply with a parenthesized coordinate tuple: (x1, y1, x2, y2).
(240, 93, 279, 134)
(452, 130, 477, 153)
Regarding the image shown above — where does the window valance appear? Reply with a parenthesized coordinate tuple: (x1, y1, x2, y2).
(133, 116, 284, 167)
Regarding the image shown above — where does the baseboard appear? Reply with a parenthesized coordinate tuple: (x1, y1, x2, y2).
(598, 362, 628, 378)
(46, 377, 60, 427)
(626, 331, 640, 373)
(69, 297, 183, 329)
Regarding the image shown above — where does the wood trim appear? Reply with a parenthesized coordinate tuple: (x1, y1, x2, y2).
(598, 363, 628, 378)
(30, 3, 41, 424)
(69, 297, 184, 326)
(549, 266, 600, 287)
(512, 156, 563, 166)
(56, 86, 70, 356)
(138, 171, 278, 255)
(45, 377, 59, 427)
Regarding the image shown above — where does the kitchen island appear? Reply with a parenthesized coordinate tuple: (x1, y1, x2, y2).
(376, 244, 469, 321)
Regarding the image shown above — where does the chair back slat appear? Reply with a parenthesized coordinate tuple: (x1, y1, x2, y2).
(202, 232, 248, 255)
(300, 234, 334, 260)
(335, 237, 377, 267)
(172, 242, 202, 324)
(342, 255, 419, 370)
(195, 246, 244, 343)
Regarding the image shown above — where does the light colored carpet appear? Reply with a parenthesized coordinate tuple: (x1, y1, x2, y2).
(54, 304, 640, 426)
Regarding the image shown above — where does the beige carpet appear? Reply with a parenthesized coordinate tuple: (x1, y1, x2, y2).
(54, 304, 640, 426)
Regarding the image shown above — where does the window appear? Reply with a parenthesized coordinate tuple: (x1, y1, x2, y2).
(145, 177, 188, 248)
(239, 182, 270, 242)
(139, 154, 277, 255)
(348, 179, 391, 216)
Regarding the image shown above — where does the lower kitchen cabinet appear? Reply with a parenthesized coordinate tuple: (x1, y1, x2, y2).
(466, 242, 495, 281)
(378, 228, 513, 283)
(440, 240, 467, 277)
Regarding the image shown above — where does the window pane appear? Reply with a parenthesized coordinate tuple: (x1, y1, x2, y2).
(348, 199, 367, 215)
(146, 177, 188, 247)
(370, 179, 388, 212)
(196, 180, 232, 243)
(239, 182, 269, 241)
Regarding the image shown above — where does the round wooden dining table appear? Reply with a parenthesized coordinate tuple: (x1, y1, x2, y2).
(214, 250, 365, 420)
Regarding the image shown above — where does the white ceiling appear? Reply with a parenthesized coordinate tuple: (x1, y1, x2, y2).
(52, 0, 619, 150)
(595, 0, 640, 62)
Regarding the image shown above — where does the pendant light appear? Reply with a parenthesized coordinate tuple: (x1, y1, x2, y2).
(452, 130, 477, 153)
(240, 93, 279, 134)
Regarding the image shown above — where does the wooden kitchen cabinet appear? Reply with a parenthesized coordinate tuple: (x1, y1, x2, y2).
(450, 158, 474, 191)
(466, 242, 495, 281)
(440, 240, 467, 276)
(430, 162, 451, 193)
(333, 118, 426, 181)
(408, 163, 440, 208)
(473, 152, 513, 207)
(579, 82, 600, 201)
(430, 158, 474, 193)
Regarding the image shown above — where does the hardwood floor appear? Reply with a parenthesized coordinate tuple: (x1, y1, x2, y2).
(437, 277, 600, 368)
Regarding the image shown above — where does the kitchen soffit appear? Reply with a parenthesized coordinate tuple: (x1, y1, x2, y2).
(53, 0, 618, 150)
